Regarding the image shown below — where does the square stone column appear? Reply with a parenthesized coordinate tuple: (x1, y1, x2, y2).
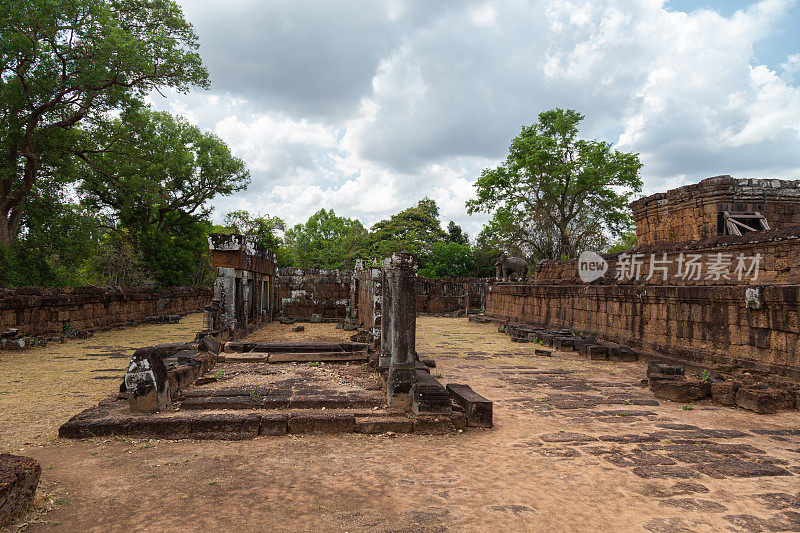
(379, 266, 392, 370)
(384, 252, 418, 406)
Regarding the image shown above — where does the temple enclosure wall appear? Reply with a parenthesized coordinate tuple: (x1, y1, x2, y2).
(488, 176, 800, 381)
(0, 286, 212, 337)
(485, 283, 800, 380)
(277, 266, 489, 322)
(274, 268, 353, 321)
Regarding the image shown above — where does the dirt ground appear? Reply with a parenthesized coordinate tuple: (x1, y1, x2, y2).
(3, 316, 800, 532)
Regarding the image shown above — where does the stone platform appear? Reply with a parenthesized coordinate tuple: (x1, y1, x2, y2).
(60, 357, 467, 439)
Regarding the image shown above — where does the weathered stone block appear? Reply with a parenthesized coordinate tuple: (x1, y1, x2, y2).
(446, 383, 492, 428)
(0, 454, 41, 527)
(354, 417, 414, 434)
(534, 349, 552, 357)
(735, 387, 794, 414)
(650, 379, 710, 403)
(259, 414, 288, 436)
(552, 336, 574, 351)
(584, 344, 607, 360)
(413, 415, 456, 434)
(710, 381, 738, 406)
(288, 413, 356, 434)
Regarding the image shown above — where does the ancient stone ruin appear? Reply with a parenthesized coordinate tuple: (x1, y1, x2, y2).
(206, 233, 276, 337)
(59, 244, 492, 439)
(486, 175, 800, 413)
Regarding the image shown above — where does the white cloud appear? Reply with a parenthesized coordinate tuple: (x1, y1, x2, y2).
(163, 0, 800, 233)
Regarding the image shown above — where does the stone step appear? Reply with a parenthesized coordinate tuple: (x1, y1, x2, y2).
(180, 395, 383, 411)
(221, 351, 368, 363)
(59, 406, 461, 439)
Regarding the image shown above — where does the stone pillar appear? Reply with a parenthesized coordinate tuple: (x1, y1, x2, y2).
(379, 267, 392, 370)
(385, 252, 418, 406)
(125, 347, 171, 413)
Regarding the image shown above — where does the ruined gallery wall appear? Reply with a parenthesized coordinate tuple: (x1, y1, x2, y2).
(0, 286, 212, 337)
(274, 268, 352, 320)
(631, 176, 800, 246)
(275, 267, 490, 323)
(485, 283, 800, 379)
(416, 278, 488, 314)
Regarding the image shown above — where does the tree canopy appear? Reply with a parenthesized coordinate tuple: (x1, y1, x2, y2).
(284, 209, 368, 269)
(0, 0, 208, 245)
(369, 198, 448, 262)
(467, 109, 642, 260)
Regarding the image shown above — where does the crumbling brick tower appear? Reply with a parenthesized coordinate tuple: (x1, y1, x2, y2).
(631, 175, 800, 245)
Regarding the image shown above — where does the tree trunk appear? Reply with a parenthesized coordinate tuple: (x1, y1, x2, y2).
(0, 209, 22, 246)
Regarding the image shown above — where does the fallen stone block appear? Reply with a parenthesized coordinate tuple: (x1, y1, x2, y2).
(412, 371, 452, 415)
(710, 381, 738, 406)
(552, 336, 574, 351)
(223, 354, 270, 363)
(647, 361, 685, 380)
(0, 328, 19, 339)
(0, 454, 41, 527)
(421, 358, 436, 368)
(612, 346, 638, 362)
(539, 333, 554, 346)
(650, 379, 710, 403)
(288, 413, 356, 434)
(355, 417, 414, 434)
(310, 314, 322, 323)
(534, 349, 552, 357)
(446, 383, 492, 428)
(583, 345, 607, 360)
(292, 325, 305, 332)
(735, 387, 794, 414)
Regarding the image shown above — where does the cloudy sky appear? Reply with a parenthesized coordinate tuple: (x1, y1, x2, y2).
(150, 0, 800, 237)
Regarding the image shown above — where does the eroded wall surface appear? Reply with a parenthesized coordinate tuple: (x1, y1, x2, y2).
(0, 287, 211, 336)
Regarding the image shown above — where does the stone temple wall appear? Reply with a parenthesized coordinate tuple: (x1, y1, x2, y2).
(416, 277, 489, 314)
(631, 176, 800, 246)
(274, 268, 353, 320)
(0, 286, 212, 337)
(487, 176, 800, 381)
(486, 283, 800, 380)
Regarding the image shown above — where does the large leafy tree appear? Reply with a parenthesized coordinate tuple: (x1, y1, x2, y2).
(369, 198, 448, 263)
(445, 220, 469, 245)
(418, 242, 476, 278)
(284, 209, 368, 269)
(78, 104, 249, 234)
(0, 0, 208, 245)
(468, 109, 642, 260)
(77, 105, 249, 286)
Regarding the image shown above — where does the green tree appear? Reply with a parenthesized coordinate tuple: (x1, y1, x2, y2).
(77, 105, 248, 286)
(284, 209, 368, 269)
(467, 109, 642, 260)
(418, 242, 476, 278)
(369, 198, 448, 264)
(606, 230, 638, 254)
(445, 220, 469, 245)
(0, 0, 208, 245)
(0, 182, 102, 286)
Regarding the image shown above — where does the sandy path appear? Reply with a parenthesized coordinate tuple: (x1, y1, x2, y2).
(3, 317, 799, 532)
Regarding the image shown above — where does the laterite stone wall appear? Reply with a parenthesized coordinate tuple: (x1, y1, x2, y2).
(0, 287, 212, 337)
